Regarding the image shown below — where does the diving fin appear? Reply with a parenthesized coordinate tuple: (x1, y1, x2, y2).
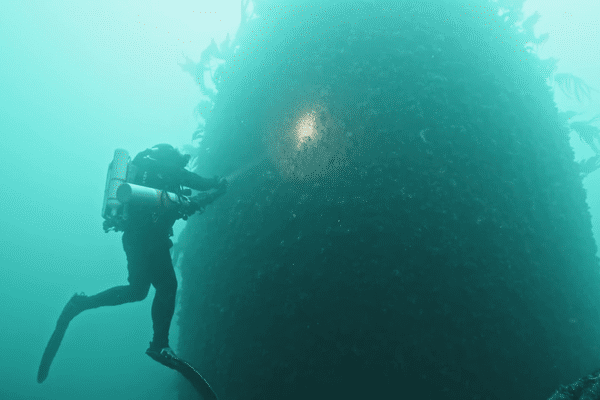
(37, 293, 87, 383)
(37, 318, 70, 383)
(146, 347, 219, 400)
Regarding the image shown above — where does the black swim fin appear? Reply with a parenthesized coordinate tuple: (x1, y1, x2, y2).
(38, 293, 86, 383)
(146, 348, 219, 400)
(37, 318, 70, 383)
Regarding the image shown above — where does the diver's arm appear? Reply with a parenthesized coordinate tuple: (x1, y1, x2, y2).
(178, 168, 221, 191)
(180, 182, 227, 217)
(131, 151, 224, 191)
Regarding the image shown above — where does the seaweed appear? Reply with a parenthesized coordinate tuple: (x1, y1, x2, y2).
(553, 73, 600, 103)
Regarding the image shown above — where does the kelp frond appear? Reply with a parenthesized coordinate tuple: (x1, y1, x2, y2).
(553, 73, 600, 102)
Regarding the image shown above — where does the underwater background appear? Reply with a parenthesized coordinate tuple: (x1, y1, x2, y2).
(1, 0, 599, 399)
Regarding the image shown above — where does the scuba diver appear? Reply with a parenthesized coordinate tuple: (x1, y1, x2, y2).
(38, 143, 227, 384)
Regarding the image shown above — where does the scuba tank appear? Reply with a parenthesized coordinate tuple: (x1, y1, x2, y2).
(102, 149, 131, 232)
(101, 148, 191, 233)
(116, 182, 183, 210)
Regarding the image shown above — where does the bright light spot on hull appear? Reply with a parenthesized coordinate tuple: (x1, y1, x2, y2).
(264, 91, 349, 184)
(295, 110, 319, 150)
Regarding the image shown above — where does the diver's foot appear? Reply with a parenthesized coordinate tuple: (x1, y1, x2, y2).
(146, 342, 179, 367)
(57, 292, 88, 325)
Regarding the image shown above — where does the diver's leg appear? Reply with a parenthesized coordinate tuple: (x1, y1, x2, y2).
(148, 244, 178, 351)
(40, 283, 149, 383)
(60, 232, 153, 323)
(59, 284, 150, 323)
(83, 284, 150, 308)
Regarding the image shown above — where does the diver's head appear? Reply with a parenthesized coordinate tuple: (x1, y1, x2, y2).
(148, 143, 191, 169)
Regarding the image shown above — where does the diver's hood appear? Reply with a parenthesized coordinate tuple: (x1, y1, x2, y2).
(144, 144, 191, 169)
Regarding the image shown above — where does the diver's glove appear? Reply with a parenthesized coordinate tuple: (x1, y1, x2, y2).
(184, 189, 226, 216)
(178, 197, 197, 219)
(216, 177, 228, 193)
(211, 176, 228, 191)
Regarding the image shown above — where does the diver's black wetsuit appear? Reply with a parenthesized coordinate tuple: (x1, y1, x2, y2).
(37, 145, 226, 385)
(80, 214, 179, 349)
(73, 150, 218, 350)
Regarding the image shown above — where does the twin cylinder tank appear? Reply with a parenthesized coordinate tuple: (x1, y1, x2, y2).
(102, 149, 181, 224)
